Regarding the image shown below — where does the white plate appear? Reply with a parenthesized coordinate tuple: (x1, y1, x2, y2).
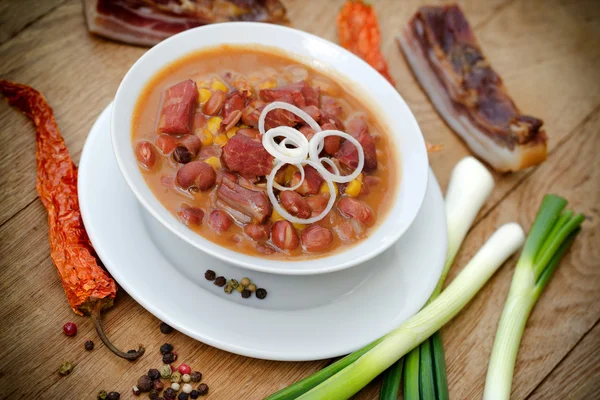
(79, 104, 447, 361)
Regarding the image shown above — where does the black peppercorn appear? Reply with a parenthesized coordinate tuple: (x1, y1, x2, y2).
(84, 340, 94, 351)
(148, 368, 161, 380)
(178, 393, 189, 400)
(198, 383, 208, 396)
(160, 343, 174, 355)
(149, 389, 159, 400)
(256, 288, 268, 299)
(164, 388, 177, 400)
(204, 269, 216, 281)
(173, 146, 192, 164)
(153, 379, 164, 391)
(163, 352, 178, 364)
(190, 390, 199, 399)
(241, 289, 251, 298)
(189, 371, 202, 382)
(138, 375, 153, 392)
(214, 276, 226, 287)
(160, 322, 174, 334)
(197, 383, 209, 395)
(107, 392, 121, 400)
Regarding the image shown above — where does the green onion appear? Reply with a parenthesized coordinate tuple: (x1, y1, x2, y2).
(483, 195, 584, 400)
(295, 222, 525, 400)
(378, 354, 403, 400)
(383, 156, 495, 399)
(266, 157, 497, 400)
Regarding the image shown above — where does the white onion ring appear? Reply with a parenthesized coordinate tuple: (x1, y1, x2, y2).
(266, 161, 337, 225)
(309, 130, 364, 183)
(260, 102, 365, 224)
(259, 101, 322, 135)
(272, 163, 305, 192)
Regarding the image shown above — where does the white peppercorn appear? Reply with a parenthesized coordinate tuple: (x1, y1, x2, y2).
(171, 382, 181, 391)
(182, 383, 193, 394)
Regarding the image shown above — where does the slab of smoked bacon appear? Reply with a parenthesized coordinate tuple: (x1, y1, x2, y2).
(398, 4, 547, 172)
(83, 0, 289, 47)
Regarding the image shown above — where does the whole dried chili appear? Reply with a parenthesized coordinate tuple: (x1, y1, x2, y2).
(337, 0, 395, 85)
(0, 80, 144, 360)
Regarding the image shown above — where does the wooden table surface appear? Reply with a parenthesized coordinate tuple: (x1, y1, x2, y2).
(0, 0, 598, 399)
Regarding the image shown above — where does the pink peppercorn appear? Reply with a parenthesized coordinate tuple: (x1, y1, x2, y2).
(177, 364, 191, 375)
(63, 322, 77, 336)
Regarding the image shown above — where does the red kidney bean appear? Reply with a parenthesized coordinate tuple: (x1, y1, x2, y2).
(337, 197, 374, 226)
(208, 210, 233, 232)
(306, 195, 329, 216)
(176, 161, 217, 191)
(155, 134, 178, 154)
(172, 145, 192, 164)
(280, 191, 311, 219)
(203, 90, 226, 116)
(221, 109, 242, 132)
(136, 141, 156, 170)
(244, 223, 271, 241)
(271, 221, 300, 251)
(301, 105, 321, 122)
(237, 128, 259, 139)
(319, 122, 341, 155)
(256, 243, 277, 255)
(241, 100, 265, 127)
(178, 206, 204, 227)
(223, 91, 245, 119)
(360, 175, 381, 196)
(299, 125, 315, 140)
(301, 225, 334, 252)
(179, 134, 201, 156)
(194, 113, 207, 130)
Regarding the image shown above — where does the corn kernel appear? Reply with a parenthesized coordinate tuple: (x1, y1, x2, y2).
(200, 129, 213, 146)
(271, 209, 284, 222)
(226, 126, 239, 138)
(257, 78, 277, 90)
(204, 156, 221, 170)
(357, 173, 364, 183)
(198, 88, 211, 103)
(345, 179, 362, 197)
(292, 222, 305, 230)
(319, 181, 338, 196)
(284, 165, 296, 183)
(211, 79, 228, 92)
(214, 134, 228, 146)
(207, 116, 223, 134)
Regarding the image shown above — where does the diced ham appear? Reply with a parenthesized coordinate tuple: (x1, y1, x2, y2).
(321, 97, 343, 118)
(264, 108, 300, 130)
(335, 131, 378, 171)
(221, 134, 273, 178)
(158, 80, 198, 135)
(259, 81, 320, 108)
(217, 178, 272, 223)
(290, 165, 324, 195)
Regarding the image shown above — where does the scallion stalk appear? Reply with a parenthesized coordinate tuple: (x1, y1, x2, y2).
(383, 156, 494, 399)
(483, 195, 584, 400)
(296, 222, 525, 400)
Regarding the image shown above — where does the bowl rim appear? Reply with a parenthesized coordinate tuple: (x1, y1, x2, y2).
(111, 21, 429, 275)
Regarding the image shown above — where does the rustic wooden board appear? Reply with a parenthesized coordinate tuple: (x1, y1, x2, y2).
(0, 0, 599, 398)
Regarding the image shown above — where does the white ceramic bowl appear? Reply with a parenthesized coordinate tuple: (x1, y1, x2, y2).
(112, 22, 429, 275)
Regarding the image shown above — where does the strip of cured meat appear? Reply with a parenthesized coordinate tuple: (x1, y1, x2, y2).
(397, 4, 547, 172)
(83, 0, 289, 47)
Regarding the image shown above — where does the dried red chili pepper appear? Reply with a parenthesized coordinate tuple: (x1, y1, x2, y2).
(0, 80, 144, 361)
(337, 0, 395, 85)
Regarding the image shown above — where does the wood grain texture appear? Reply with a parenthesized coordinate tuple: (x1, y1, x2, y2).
(529, 320, 600, 400)
(0, 0, 598, 398)
(0, 0, 65, 44)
